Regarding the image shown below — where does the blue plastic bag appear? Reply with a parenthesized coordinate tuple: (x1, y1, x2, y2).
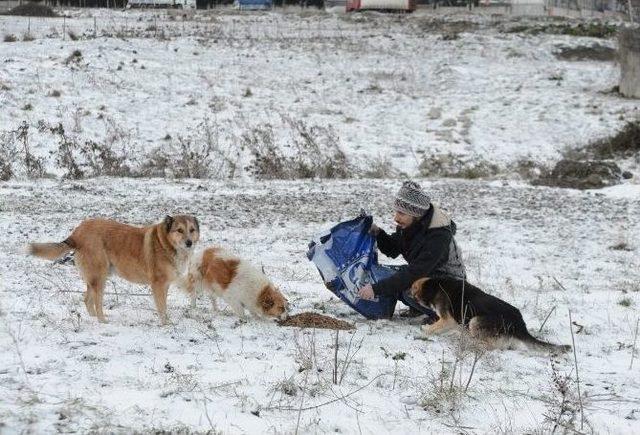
(307, 213, 398, 319)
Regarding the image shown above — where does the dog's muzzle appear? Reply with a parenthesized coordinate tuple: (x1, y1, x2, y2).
(185, 240, 193, 248)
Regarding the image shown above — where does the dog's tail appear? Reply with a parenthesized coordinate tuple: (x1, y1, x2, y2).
(28, 238, 74, 261)
(517, 330, 571, 353)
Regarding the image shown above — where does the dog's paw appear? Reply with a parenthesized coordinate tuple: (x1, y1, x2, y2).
(421, 324, 433, 335)
(159, 315, 173, 326)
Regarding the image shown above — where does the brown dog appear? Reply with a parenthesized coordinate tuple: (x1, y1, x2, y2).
(29, 215, 200, 324)
(410, 277, 570, 352)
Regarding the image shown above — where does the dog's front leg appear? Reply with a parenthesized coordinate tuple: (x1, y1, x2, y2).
(421, 315, 457, 335)
(227, 299, 247, 320)
(151, 279, 170, 325)
(209, 293, 219, 313)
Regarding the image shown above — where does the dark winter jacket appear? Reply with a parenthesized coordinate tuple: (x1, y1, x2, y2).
(372, 205, 466, 297)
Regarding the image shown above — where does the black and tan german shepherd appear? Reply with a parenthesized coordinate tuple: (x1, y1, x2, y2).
(410, 277, 570, 352)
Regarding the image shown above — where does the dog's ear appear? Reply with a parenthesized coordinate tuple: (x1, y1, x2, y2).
(164, 215, 174, 232)
(260, 288, 275, 311)
(411, 277, 429, 300)
(192, 216, 199, 232)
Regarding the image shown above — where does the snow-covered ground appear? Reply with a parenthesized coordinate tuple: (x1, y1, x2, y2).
(1, 177, 639, 433)
(1, 9, 638, 178)
(1, 7, 640, 434)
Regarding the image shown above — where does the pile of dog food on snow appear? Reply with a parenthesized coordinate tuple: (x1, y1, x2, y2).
(278, 312, 355, 330)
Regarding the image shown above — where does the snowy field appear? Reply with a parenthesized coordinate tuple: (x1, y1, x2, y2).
(1, 9, 639, 178)
(1, 7, 640, 435)
(1, 177, 639, 433)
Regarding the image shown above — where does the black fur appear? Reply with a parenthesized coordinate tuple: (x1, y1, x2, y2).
(164, 215, 174, 232)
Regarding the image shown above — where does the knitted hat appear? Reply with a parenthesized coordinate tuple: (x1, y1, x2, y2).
(393, 181, 431, 217)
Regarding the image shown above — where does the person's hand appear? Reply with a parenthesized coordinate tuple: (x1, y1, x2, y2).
(369, 223, 380, 236)
(358, 284, 375, 301)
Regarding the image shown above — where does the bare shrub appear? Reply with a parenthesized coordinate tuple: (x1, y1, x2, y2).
(241, 124, 287, 180)
(139, 119, 239, 179)
(172, 136, 217, 178)
(532, 159, 621, 190)
(3, 34, 17, 43)
(40, 119, 135, 179)
(45, 122, 84, 180)
(16, 122, 45, 178)
(542, 358, 587, 433)
(419, 331, 485, 416)
(22, 33, 35, 42)
(65, 49, 82, 65)
(363, 155, 399, 179)
(420, 153, 499, 179)
(244, 116, 352, 180)
(0, 134, 15, 181)
(0, 121, 45, 180)
(137, 147, 172, 178)
(79, 140, 132, 177)
(585, 120, 640, 160)
(514, 159, 546, 180)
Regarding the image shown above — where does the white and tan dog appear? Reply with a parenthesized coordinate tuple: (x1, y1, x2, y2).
(180, 246, 289, 321)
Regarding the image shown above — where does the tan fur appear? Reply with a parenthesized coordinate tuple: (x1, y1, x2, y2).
(257, 284, 288, 319)
(29, 215, 200, 324)
(200, 248, 240, 292)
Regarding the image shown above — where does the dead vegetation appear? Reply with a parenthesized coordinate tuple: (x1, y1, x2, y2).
(532, 159, 622, 190)
(532, 120, 639, 189)
(580, 120, 640, 160)
(419, 153, 500, 180)
(3, 3, 57, 17)
(553, 44, 616, 62)
(419, 330, 486, 418)
(502, 21, 618, 38)
(1, 115, 350, 181)
(243, 116, 353, 180)
(0, 122, 45, 180)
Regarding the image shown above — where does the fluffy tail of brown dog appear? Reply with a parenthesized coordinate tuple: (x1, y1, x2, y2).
(28, 239, 74, 261)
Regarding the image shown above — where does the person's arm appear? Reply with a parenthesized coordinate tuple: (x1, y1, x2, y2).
(376, 229, 402, 259)
(372, 229, 451, 297)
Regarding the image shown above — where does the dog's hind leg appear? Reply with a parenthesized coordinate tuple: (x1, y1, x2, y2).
(469, 316, 519, 350)
(92, 277, 108, 323)
(208, 292, 219, 313)
(75, 251, 109, 322)
(83, 285, 97, 317)
(226, 298, 247, 320)
(188, 289, 197, 310)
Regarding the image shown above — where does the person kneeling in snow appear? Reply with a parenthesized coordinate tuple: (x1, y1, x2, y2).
(357, 181, 466, 319)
